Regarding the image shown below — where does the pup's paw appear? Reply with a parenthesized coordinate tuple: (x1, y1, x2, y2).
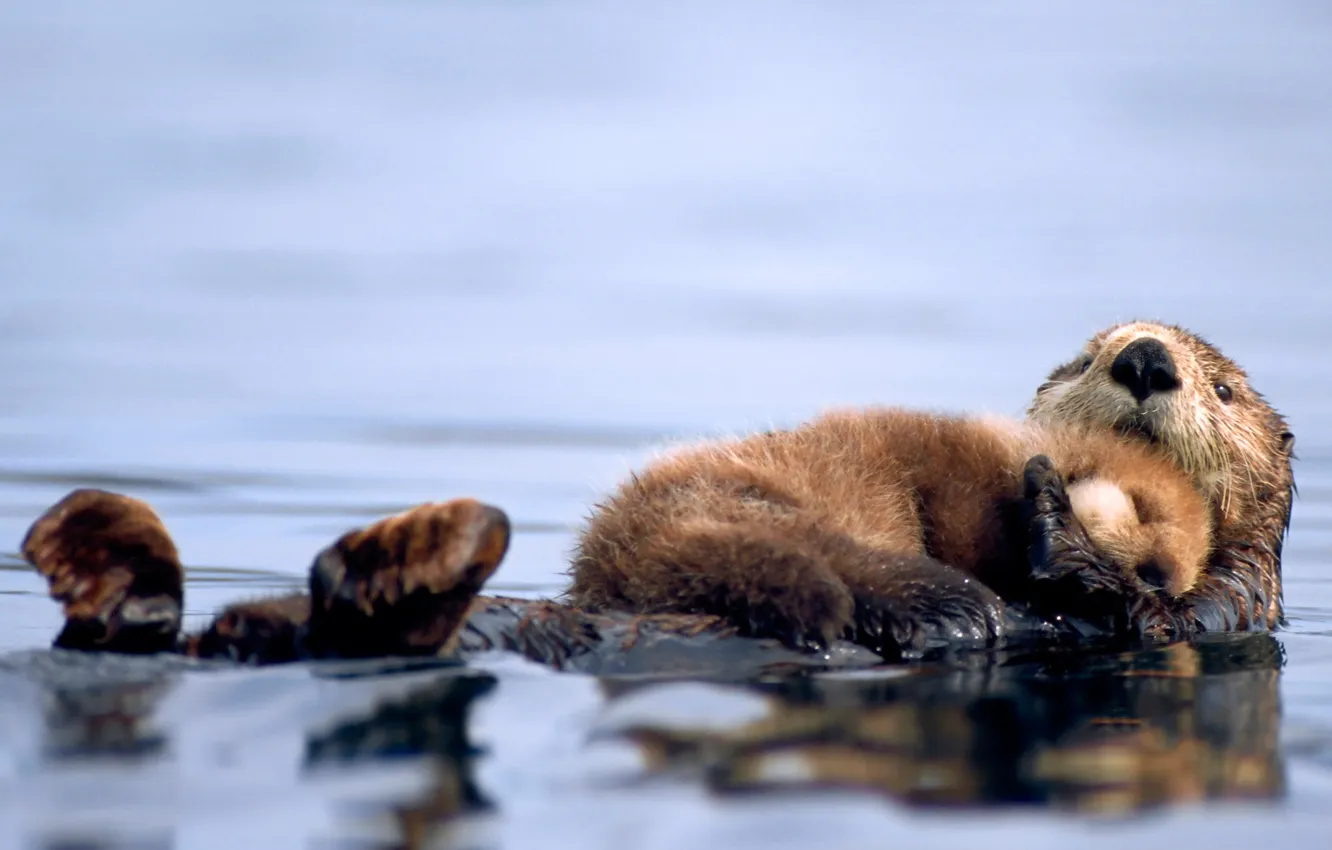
(851, 555, 1006, 657)
(728, 571, 857, 654)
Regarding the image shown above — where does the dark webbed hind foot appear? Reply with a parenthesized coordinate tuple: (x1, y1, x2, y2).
(850, 553, 1006, 658)
(22, 489, 183, 654)
(1022, 455, 1174, 635)
(302, 499, 511, 659)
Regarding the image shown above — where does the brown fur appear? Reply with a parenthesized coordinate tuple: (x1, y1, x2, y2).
(21, 489, 183, 654)
(24, 320, 1289, 665)
(22, 492, 510, 662)
(301, 498, 511, 658)
(186, 594, 311, 663)
(1028, 321, 1295, 630)
(567, 409, 1211, 652)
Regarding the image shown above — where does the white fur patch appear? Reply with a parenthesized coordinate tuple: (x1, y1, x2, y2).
(1067, 479, 1137, 533)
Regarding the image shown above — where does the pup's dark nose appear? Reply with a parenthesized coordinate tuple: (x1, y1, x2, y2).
(1110, 337, 1178, 402)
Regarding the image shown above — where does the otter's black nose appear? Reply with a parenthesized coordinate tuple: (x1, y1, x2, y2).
(1110, 338, 1178, 402)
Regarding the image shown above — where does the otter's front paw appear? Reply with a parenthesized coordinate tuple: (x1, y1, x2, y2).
(1022, 455, 1169, 632)
(850, 554, 1006, 657)
(22, 489, 184, 655)
(1023, 454, 1102, 585)
(304, 499, 510, 658)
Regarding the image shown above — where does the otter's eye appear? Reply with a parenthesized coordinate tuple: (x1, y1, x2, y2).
(1215, 383, 1233, 404)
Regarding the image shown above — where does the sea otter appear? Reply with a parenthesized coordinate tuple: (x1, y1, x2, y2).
(17, 321, 1292, 668)
(1028, 322, 1294, 630)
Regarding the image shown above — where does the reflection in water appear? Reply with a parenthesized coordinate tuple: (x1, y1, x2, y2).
(304, 671, 496, 850)
(597, 634, 1284, 814)
(3, 651, 188, 763)
(18, 657, 182, 850)
(9, 655, 497, 850)
(3, 633, 1290, 846)
(42, 679, 172, 762)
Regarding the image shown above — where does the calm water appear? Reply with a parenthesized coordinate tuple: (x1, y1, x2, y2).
(1, 2, 1331, 847)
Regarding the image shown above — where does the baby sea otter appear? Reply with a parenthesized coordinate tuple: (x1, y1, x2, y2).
(18, 321, 1292, 667)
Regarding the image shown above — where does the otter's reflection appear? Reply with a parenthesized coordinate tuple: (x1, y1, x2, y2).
(303, 670, 496, 849)
(40, 669, 175, 762)
(599, 634, 1284, 814)
(23, 662, 177, 850)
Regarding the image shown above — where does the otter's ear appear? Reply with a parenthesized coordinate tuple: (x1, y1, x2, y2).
(1041, 355, 1091, 389)
(1281, 432, 1296, 457)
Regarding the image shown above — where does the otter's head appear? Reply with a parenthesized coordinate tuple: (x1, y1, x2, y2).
(1027, 321, 1294, 533)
